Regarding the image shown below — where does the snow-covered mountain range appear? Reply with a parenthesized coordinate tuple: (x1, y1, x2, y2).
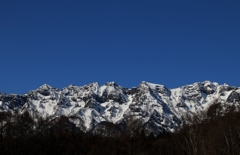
(1, 81, 240, 135)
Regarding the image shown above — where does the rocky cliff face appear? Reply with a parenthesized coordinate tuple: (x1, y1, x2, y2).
(1, 81, 240, 135)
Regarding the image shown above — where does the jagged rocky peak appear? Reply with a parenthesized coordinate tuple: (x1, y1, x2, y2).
(137, 81, 170, 96)
(138, 81, 165, 89)
(136, 81, 153, 92)
(33, 84, 58, 96)
(88, 82, 100, 89)
(98, 82, 127, 104)
(104, 81, 118, 87)
(202, 81, 218, 94)
(66, 84, 74, 89)
(179, 81, 218, 97)
(100, 82, 123, 93)
(62, 84, 80, 96)
(82, 82, 99, 93)
(219, 83, 238, 94)
(139, 81, 148, 85)
(37, 84, 57, 91)
(138, 81, 157, 89)
(62, 82, 100, 99)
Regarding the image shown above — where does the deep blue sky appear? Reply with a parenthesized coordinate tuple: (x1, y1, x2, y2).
(0, 0, 240, 94)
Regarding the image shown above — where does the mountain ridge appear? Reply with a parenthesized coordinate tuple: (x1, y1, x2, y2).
(1, 80, 240, 135)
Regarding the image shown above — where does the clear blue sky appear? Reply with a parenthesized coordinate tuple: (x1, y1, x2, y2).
(0, 0, 240, 94)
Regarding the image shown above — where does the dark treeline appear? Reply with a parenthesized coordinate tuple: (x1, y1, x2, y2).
(1, 102, 240, 155)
